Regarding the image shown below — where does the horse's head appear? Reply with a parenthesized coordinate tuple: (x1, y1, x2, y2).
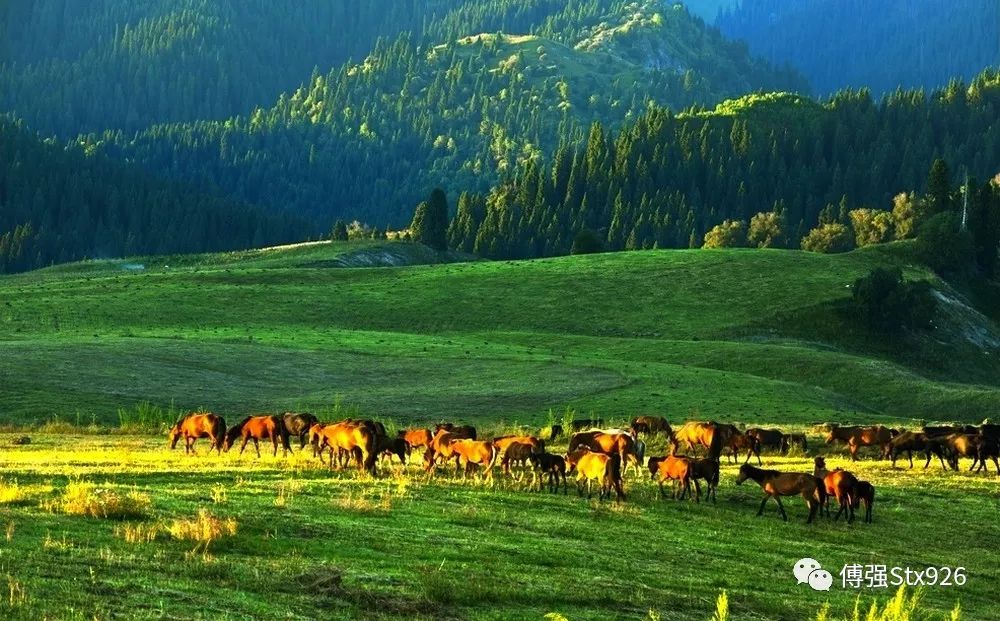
(813, 456, 826, 469)
(222, 425, 242, 452)
(735, 463, 752, 485)
(167, 425, 181, 449)
(824, 428, 838, 444)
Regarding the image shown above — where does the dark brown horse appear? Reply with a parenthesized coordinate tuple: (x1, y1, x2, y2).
(727, 432, 761, 465)
(281, 412, 319, 450)
(529, 452, 568, 494)
(688, 457, 720, 503)
(825, 425, 892, 461)
(376, 435, 408, 465)
(434, 423, 477, 440)
(746, 427, 785, 454)
(852, 481, 875, 523)
(223, 415, 291, 457)
(169, 412, 226, 455)
(781, 433, 808, 454)
(631, 416, 672, 436)
(500, 441, 536, 478)
(736, 464, 821, 523)
(883, 431, 950, 470)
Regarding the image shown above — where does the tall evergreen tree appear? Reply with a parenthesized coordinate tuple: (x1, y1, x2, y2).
(410, 188, 449, 251)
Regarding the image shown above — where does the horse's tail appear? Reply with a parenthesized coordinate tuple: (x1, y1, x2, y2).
(276, 417, 292, 452)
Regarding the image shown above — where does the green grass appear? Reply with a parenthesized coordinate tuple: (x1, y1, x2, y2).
(0, 433, 984, 620)
(0, 241, 997, 426)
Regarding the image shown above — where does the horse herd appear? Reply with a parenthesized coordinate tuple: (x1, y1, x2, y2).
(167, 413, 999, 524)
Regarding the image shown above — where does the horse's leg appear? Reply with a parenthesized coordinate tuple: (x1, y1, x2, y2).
(693, 478, 702, 503)
(833, 494, 847, 522)
(239, 435, 249, 456)
(849, 442, 858, 461)
(908, 450, 914, 468)
(805, 496, 818, 524)
(756, 495, 769, 517)
(253, 438, 261, 458)
(774, 495, 788, 521)
(755, 447, 762, 466)
(271, 435, 278, 457)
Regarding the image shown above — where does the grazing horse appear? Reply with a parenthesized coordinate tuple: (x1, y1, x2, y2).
(574, 452, 624, 501)
(631, 416, 672, 436)
(671, 421, 734, 459)
(852, 481, 875, 523)
(426, 429, 464, 471)
(568, 431, 641, 472)
(736, 464, 820, 523)
(281, 412, 319, 450)
(727, 432, 761, 465)
(169, 412, 226, 455)
(648, 455, 693, 500)
(813, 457, 859, 522)
(434, 423, 477, 440)
(224, 415, 292, 457)
(314, 421, 378, 475)
(944, 433, 982, 471)
(883, 431, 950, 470)
(825, 425, 892, 461)
(688, 457, 720, 503)
(529, 452, 568, 494)
(746, 428, 785, 454)
(493, 435, 545, 461)
(376, 435, 408, 465)
(449, 439, 497, 481)
(500, 441, 536, 479)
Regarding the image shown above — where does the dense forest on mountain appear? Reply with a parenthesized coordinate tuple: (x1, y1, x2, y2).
(75, 1, 804, 227)
(715, 0, 1000, 96)
(449, 71, 1000, 263)
(0, 120, 307, 273)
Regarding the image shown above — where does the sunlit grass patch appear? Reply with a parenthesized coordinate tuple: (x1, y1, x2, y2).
(167, 508, 237, 554)
(0, 478, 30, 505)
(115, 521, 162, 544)
(45, 481, 151, 519)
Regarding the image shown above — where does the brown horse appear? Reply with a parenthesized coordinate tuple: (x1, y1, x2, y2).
(883, 431, 950, 470)
(281, 412, 319, 450)
(399, 428, 433, 454)
(631, 416, 672, 436)
(813, 457, 859, 522)
(727, 432, 761, 465)
(529, 452, 568, 494)
(736, 463, 820, 523)
(852, 481, 875, 523)
(648, 455, 693, 500)
(224, 415, 291, 457)
(314, 421, 378, 475)
(574, 452, 624, 501)
(568, 431, 641, 472)
(671, 421, 732, 459)
(825, 425, 892, 461)
(169, 412, 226, 455)
(782, 433, 808, 454)
(434, 423, 477, 440)
(500, 441, 536, 479)
(426, 429, 464, 471)
(943, 433, 981, 471)
(746, 428, 785, 454)
(688, 457, 720, 503)
(449, 439, 497, 481)
(493, 435, 545, 474)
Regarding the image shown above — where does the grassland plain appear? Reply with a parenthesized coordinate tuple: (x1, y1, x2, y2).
(0, 240, 998, 619)
(0, 431, 989, 620)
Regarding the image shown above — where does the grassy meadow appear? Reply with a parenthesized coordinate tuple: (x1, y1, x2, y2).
(1, 240, 999, 619)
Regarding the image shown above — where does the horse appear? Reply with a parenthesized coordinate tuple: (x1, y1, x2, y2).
(671, 421, 733, 459)
(974, 436, 1000, 474)
(852, 481, 875, 523)
(449, 439, 497, 481)
(281, 412, 319, 450)
(568, 430, 641, 472)
(426, 429, 464, 471)
(736, 463, 821, 523)
(570, 419, 605, 432)
(727, 432, 760, 465)
(688, 457, 720, 503)
(648, 455, 693, 500)
(493, 435, 545, 460)
(314, 421, 378, 475)
(922, 424, 976, 437)
(883, 431, 950, 470)
(529, 452, 568, 494)
(781, 433, 808, 454)
(631, 416, 671, 436)
(825, 425, 892, 461)
(746, 428, 785, 454)
(813, 457, 859, 522)
(574, 452, 624, 501)
(500, 441, 535, 481)
(223, 415, 292, 457)
(399, 428, 433, 455)
(434, 423, 477, 440)
(168, 412, 226, 455)
(943, 433, 982, 471)
(547, 424, 564, 441)
(376, 435, 408, 466)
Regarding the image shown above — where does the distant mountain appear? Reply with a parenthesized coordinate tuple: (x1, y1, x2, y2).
(0, 119, 307, 273)
(85, 0, 806, 227)
(715, 0, 1000, 96)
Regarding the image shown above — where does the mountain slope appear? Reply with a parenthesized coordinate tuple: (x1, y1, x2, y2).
(0, 119, 308, 273)
(716, 0, 1000, 96)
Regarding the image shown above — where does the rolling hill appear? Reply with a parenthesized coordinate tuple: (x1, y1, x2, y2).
(2, 241, 997, 427)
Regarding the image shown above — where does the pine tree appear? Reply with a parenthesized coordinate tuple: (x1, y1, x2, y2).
(410, 188, 449, 251)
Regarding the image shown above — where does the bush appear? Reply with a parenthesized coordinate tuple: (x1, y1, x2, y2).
(50, 482, 151, 519)
(570, 229, 603, 255)
(852, 267, 936, 333)
(702, 219, 747, 248)
(849, 208, 895, 246)
(747, 211, 786, 248)
(801, 222, 854, 253)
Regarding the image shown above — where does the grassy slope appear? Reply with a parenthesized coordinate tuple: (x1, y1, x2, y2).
(1, 242, 998, 620)
(1, 240, 998, 426)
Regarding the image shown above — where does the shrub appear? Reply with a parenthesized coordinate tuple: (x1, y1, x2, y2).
(891, 191, 929, 240)
(849, 208, 895, 246)
(702, 219, 747, 249)
(852, 267, 936, 333)
(801, 222, 854, 253)
(747, 211, 786, 248)
(49, 482, 150, 520)
(167, 508, 237, 553)
(570, 228, 603, 255)
(915, 212, 974, 275)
